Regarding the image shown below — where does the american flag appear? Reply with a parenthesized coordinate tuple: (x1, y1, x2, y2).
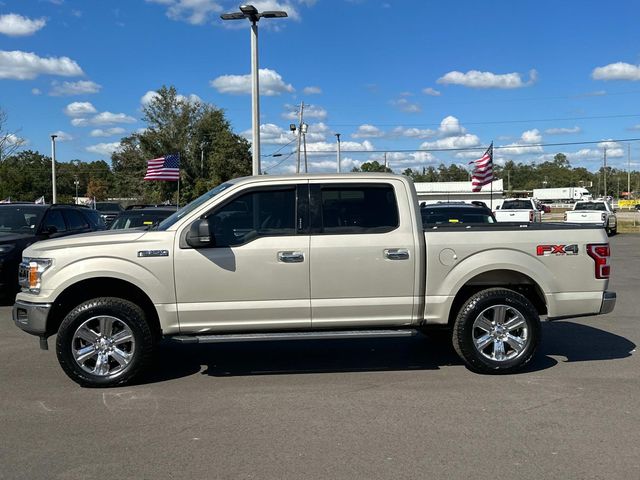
(144, 154, 180, 181)
(469, 143, 493, 192)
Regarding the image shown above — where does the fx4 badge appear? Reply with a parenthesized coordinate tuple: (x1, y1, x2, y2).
(536, 244, 579, 256)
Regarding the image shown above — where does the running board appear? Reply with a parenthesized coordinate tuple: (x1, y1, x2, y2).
(171, 329, 418, 344)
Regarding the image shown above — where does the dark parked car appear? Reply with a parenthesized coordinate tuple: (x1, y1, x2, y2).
(109, 206, 176, 230)
(94, 201, 124, 227)
(0, 204, 106, 300)
(420, 202, 497, 226)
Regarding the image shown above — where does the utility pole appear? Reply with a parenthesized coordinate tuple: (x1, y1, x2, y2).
(302, 123, 308, 173)
(335, 133, 341, 173)
(200, 141, 206, 177)
(628, 143, 631, 199)
(50, 134, 57, 204)
(603, 146, 607, 197)
(295, 101, 304, 174)
(74, 175, 79, 205)
(507, 169, 511, 193)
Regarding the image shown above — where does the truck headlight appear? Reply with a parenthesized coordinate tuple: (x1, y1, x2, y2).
(19, 258, 52, 294)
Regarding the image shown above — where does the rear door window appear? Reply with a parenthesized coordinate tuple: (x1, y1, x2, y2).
(63, 209, 90, 232)
(41, 210, 67, 234)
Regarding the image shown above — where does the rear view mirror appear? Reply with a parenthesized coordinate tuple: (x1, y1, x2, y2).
(186, 218, 215, 248)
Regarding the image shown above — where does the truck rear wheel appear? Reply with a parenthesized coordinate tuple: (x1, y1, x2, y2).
(452, 288, 540, 374)
(56, 297, 155, 387)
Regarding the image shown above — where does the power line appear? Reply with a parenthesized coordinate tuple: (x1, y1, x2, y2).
(323, 137, 640, 154)
(327, 113, 640, 128)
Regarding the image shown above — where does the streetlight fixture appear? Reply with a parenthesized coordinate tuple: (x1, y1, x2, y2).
(74, 175, 80, 205)
(50, 134, 58, 204)
(220, 5, 288, 176)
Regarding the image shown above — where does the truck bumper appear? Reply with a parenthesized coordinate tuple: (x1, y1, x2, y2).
(13, 300, 52, 336)
(599, 291, 616, 315)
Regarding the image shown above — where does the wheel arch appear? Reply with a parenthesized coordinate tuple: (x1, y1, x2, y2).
(447, 269, 547, 327)
(46, 277, 162, 341)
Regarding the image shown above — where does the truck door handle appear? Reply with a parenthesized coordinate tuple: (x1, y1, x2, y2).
(384, 248, 410, 260)
(278, 251, 304, 263)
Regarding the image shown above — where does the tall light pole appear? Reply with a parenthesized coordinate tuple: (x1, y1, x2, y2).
(50, 134, 57, 204)
(74, 175, 79, 205)
(335, 133, 341, 173)
(221, 5, 288, 176)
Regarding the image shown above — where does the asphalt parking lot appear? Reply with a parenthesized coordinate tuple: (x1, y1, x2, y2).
(1, 234, 638, 480)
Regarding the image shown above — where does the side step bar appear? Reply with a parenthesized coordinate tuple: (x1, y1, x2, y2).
(171, 329, 418, 344)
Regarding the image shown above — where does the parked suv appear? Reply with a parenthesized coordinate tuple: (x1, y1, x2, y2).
(94, 202, 124, 228)
(0, 204, 106, 300)
(110, 206, 176, 230)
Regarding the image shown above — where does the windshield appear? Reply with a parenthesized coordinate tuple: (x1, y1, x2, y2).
(501, 200, 532, 210)
(110, 210, 175, 230)
(575, 202, 607, 211)
(95, 203, 123, 212)
(157, 182, 234, 230)
(421, 207, 495, 225)
(0, 206, 45, 234)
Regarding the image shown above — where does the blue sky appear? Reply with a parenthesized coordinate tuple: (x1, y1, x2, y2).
(2, 0, 640, 174)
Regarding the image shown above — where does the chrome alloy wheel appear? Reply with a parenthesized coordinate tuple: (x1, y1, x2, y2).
(71, 315, 135, 376)
(471, 304, 529, 362)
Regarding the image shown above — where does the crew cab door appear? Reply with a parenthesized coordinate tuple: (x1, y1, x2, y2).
(308, 180, 417, 328)
(173, 182, 311, 332)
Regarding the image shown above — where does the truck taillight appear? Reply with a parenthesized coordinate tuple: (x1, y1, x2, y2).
(563, 212, 567, 221)
(529, 211, 534, 222)
(586, 243, 611, 279)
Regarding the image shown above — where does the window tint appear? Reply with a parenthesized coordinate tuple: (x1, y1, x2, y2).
(41, 210, 67, 233)
(320, 184, 398, 234)
(501, 200, 533, 210)
(575, 202, 606, 211)
(206, 188, 296, 247)
(64, 209, 90, 231)
(84, 210, 106, 229)
(421, 207, 495, 225)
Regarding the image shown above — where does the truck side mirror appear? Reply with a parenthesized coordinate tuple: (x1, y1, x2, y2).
(186, 218, 215, 248)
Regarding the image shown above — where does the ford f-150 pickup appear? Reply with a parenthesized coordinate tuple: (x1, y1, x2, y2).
(13, 173, 616, 387)
(494, 198, 542, 223)
(565, 200, 617, 236)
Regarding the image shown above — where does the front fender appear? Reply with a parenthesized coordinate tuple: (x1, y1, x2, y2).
(39, 256, 175, 304)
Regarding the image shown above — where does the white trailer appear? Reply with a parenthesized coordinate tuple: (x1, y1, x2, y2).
(533, 187, 592, 203)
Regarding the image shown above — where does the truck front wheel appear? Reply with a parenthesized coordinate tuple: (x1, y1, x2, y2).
(56, 297, 155, 387)
(452, 288, 540, 374)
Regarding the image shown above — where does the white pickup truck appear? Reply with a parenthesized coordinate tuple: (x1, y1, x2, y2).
(565, 200, 617, 236)
(13, 174, 616, 387)
(494, 198, 542, 223)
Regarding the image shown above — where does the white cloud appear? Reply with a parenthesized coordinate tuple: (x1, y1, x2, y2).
(592, 62, 640, 81)
(211, 68, 294, 96)
(306, 139, 374, 153)
(31, 88, 41, 95)
(420, 134, 481, 150)
(598, 140, 624, 158)
(628, 124, 640, 131)
(392, 126, 436, 139)
(71, 118, 89, 127)
(91, 112, 136, 125)
(86, 142, 122, 156)
(282, 104, 327, 121)
(391, 97, 421, 113)
(0, 50, 83, 80)
(437, 69, 537, 89)
(352, 124, 384, 139)
(146, 0, 222, 25)
(545, 126, 581, 135)
(0, 14, 46, 36)
(50, 80, 101, 96)
(303, 86, 322, 95)
(422, 87, 441, 96)
(64, 102, 97, 117)
(438, 116, 465, 137)
(51, 130, 73, 142)
(521, 128, 542, 144)
(90, 127, 126, 137)
(498, 144, 544, 156)
(4, 133, 25, 147)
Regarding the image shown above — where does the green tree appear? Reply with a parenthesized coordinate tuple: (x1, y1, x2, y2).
(351, 160, 392, 173)
(112, 86, 251, 204)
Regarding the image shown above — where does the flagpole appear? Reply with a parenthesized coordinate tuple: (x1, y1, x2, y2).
(490, 140, 493, 211)
(177, 176, 180, 209)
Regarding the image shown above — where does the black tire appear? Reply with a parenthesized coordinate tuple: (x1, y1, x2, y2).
(452, 288, 540, 374)
(56, 297, 155, 387)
